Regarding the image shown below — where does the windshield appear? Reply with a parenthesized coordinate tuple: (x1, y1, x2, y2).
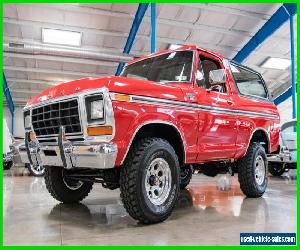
(121, 50, 194, 83)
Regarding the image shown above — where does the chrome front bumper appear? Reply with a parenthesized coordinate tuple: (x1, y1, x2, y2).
(24, 128, 117, 169)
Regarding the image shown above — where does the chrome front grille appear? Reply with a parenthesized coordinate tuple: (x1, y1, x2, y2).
(31, 99, 82, 137)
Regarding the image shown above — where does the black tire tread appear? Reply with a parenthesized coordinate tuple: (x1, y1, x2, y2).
(180, 166, 193, 189)
(120, 137, 178, 224)
(3, 161, 13, 170)
(238, 142, 267, 198)
(44, 166, 93, 204)
(268, 162, 285, 176)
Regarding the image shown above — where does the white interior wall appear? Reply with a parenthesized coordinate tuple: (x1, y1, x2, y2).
(4, 106, 25, 138)
(277, 96, 293, 124)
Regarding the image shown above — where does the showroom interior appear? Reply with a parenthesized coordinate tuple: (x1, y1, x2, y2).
(2, 3, 297, 246)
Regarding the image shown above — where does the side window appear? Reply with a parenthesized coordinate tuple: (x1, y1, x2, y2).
(230, 63, 268, 99)
(197, 56, 226, 93)
(196, 59, 206, 89)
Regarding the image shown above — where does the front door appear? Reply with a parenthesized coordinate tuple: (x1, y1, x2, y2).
(195, 52, 238, 161)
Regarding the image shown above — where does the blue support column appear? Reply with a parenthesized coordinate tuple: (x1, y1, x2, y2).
(274, 87, 292, 106)
(115, 3, 149, 76)
(233, 3, 297, 63)
(289, 14, 296, 119)
(150, 3, 156, 53)
(272, 4, 297, 108)
(3, 73, 15, 135)
(11, 113, 14, 136)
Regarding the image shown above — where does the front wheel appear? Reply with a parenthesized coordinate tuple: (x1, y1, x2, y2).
(268, 162, 286, 176)
(237, 142, 268, 198)
(26, 163, 45, 177)
(44, 166, 93, 204)
(120, 138, 180, 224)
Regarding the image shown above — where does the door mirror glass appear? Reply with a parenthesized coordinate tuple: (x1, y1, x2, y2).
(209, 69, 226, 85)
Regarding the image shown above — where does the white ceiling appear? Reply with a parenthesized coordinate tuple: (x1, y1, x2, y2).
(3, 3, 295, 105)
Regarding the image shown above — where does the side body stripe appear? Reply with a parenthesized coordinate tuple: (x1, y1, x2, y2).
(128, 95, 278, 119)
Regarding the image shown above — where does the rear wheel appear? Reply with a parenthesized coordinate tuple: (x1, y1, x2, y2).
(120, 138, 180, 224)
(238, 142, 268, 198)
(269, 162, 286, 176)
(180, 165, 193, 189)
(44, 166, 93, 203)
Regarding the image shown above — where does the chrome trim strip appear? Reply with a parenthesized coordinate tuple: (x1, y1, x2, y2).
(120, 120, 186, 165)
(129, 95, 278, 119)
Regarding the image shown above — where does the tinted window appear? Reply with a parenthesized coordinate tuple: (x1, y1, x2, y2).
(230, 63, 268, 99)
(121, 51, 193, 83)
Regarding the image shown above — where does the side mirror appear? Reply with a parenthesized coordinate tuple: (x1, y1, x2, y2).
(209, 69, 226, 85)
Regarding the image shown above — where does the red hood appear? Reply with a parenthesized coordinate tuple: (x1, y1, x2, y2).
(26, 76, 185, 106)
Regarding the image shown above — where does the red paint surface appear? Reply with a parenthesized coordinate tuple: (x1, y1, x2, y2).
(27, 46, 280, 166)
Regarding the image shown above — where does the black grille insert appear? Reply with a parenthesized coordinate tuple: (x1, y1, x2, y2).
(31, 99, 82, 136)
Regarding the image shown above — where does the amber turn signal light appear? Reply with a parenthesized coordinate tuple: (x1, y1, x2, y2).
(113, 93, 131, 102)
(87, 126, 113, 136)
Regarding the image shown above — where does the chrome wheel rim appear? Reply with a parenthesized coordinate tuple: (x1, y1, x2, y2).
(145, 158, 172, 206)
(255, 155, 266, 185)
(30, 164, 45, 176)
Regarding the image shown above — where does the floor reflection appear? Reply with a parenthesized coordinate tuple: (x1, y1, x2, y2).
(47, 179, 270, 228)
(3, 171, 296, 245)
(48, 200, 131, 227)
(269, 173, 297, 182)
(183, 182, 269, 224)
(186, 181, 244, 216)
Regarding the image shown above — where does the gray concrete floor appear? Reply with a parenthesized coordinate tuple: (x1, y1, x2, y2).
(3, 168, 296, 246)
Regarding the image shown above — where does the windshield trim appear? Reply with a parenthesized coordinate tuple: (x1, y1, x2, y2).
(121, 50, 196, 84)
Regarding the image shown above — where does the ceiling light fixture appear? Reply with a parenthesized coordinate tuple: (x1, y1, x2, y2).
(260, 57, 291, 70)
(42, 28, 82, 46)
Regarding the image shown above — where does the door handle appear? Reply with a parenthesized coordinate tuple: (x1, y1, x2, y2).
(227, 100, 233, 105)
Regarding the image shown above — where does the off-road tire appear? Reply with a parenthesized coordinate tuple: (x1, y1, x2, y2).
(180, 165, 193, 189)
(44, 166, 93, 204)
(268, 162, 286, 176)
(120, 138, 180, 224)
(237, 142, 268, 198)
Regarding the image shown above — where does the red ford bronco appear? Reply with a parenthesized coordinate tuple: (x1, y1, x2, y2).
(23, 45, 280, 224)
